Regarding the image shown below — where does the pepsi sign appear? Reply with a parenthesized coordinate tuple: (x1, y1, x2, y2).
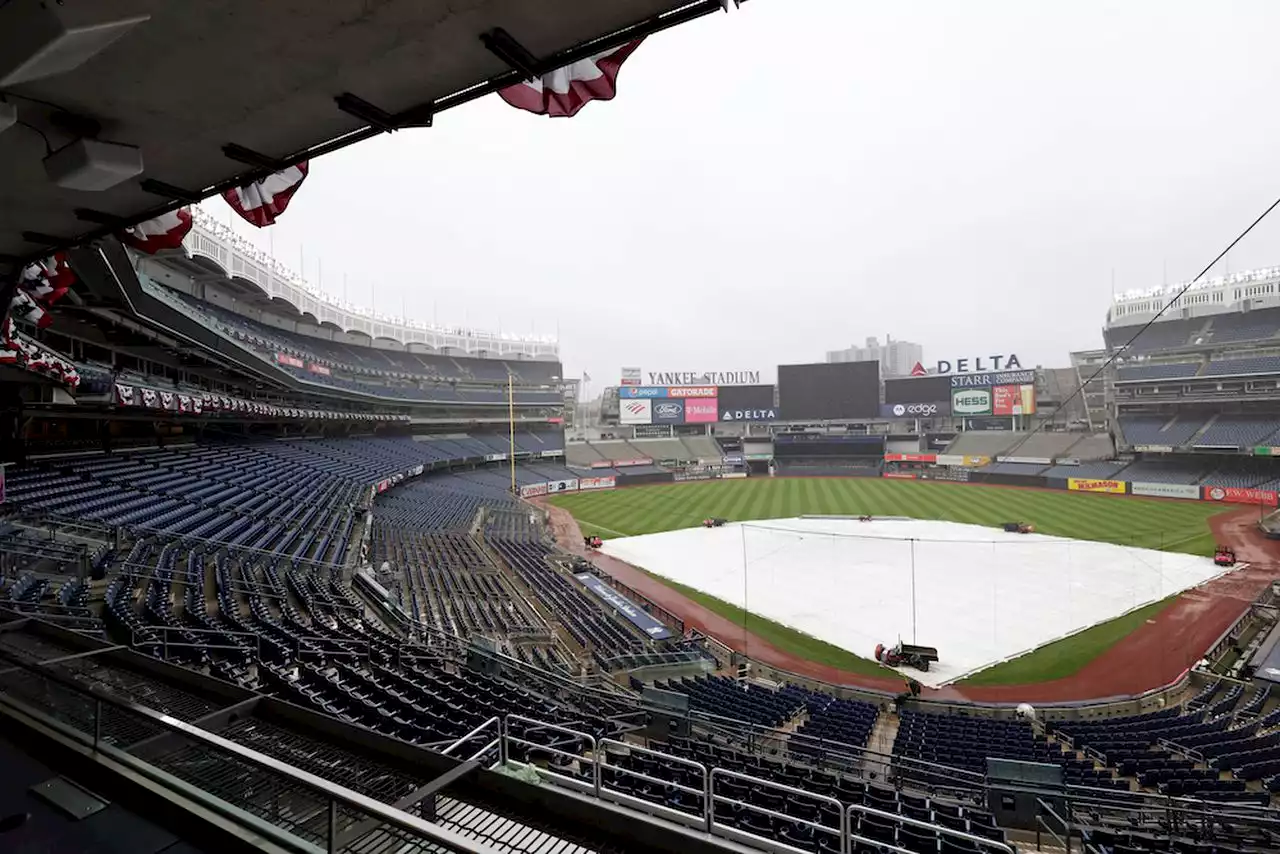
(620, 386, 670, 398)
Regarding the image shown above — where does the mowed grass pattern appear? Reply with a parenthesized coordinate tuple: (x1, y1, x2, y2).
(552, 478, 1222, 554)
(550, 478, 1225, 685)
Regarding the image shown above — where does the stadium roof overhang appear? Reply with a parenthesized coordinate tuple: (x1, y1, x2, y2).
(0, 0, 724, 277)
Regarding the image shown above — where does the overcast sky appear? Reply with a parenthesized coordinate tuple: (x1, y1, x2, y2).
(201, 0, 1280, 387)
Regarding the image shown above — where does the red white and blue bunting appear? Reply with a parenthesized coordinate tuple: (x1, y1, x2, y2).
(498, 40, 644, 118)
(120, 207, 194, 254)
(223, 162, 310, 227)
(2, 252, 80, 388)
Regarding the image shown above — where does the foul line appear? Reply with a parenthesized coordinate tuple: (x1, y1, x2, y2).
(578, 520, 631, 538)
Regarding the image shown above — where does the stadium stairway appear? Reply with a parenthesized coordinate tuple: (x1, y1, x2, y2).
(1187, 413, 1220, 446)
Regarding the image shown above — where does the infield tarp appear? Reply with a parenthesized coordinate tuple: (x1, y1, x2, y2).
(575, 573, 673, 639)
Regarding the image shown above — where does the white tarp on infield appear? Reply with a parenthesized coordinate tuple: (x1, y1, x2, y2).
(599, 517, 1227, 687)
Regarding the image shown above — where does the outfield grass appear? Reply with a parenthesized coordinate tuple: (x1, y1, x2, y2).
(552, 478, 1222, 554)
(550, 478, 1223, 685)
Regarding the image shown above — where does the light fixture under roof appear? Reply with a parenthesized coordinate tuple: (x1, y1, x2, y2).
(0, 101, 14, 134)
(0, 1, 149, 87)
(44, 138, 144, 191)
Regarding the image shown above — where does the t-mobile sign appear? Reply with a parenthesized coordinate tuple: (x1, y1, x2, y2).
(684, 398, 719, 423)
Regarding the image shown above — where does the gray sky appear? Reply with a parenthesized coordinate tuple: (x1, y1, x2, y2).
(203, 0, 1280, 387)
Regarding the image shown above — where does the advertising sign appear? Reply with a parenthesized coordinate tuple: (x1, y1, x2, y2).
(519, 483, 549, 498)
(952, 388, 993, 416)
(925, 432, 955, 451)
(621, 367, 642, 386)
(935, 354, 1023, 374)
(276, 352, 304, 368)
(652, 399, 686, 424)
(620, 386, 670, 399)
(880, 401, 948, 418)
(483, 453, 507, 463)
(1132, 482, 1200, 500)
(1254, 446, 1280, 456)
(667, 386, 717, 399)
(965, 417, 1013, 431)
(612, 458, 653, 467)
(1068, 478, 1127, 494)
(589, 460, 614, 469)
(685, 398, 719, 423)
(721, 407, 781, 422)
(547, 478, 579, 493)
(620, 399, 652, 425)
(717, 386, 779, 422)
(647, 370, 758, 386)
(992, 384, 1037, 416)
(884, 453, 937, 463)
(1203, 486, 1279, 506)
(575, 573, 673, 639)
(950, 370, 1036, 388)
(307, 363, 331, 376)
(883, 472, 918, 479)
(674, 471, 714, 482)
(936, 454, 991, 467)
(579, 476, 616, 490)
(999, 456, 1052, 465)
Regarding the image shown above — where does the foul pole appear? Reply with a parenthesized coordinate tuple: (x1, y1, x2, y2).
(508, 373, 517, 494)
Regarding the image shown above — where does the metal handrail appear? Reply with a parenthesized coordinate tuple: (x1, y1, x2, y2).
(1035, 796, 1073, 853)
(0, 655, 500, 853)
(598, 738, 708, 827)
(505, 714, 600, 798)
(442, 716, 500, 758)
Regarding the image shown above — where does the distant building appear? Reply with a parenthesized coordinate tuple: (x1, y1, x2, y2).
(826, 336, 923, 378)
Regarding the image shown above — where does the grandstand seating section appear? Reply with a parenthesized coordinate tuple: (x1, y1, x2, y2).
(8, 425, 1280, 853)
(942, 431, 1114, 462)
(1203, 355, 1280, 377)
(1040, 460, 1129, 479)
(1116, 362, 1202, 381)
(983, 461, 1048, 475)
(1117, 457, 1216, 484)
(1106, 308, 1280, 354)
(1119, 415, 1206, 447)
(1195, 416, 1280, 447)
(147, 284, 562, 404)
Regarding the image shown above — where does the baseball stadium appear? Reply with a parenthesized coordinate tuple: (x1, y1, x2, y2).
(3, 3, 1280, 854)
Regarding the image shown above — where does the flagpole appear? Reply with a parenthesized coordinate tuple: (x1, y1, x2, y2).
(508, 372, 517, 495)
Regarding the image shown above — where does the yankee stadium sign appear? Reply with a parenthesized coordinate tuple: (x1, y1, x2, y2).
(647, 370, 760, 386)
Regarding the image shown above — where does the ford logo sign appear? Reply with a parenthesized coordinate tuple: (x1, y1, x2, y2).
(655, 404, 680, 416)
